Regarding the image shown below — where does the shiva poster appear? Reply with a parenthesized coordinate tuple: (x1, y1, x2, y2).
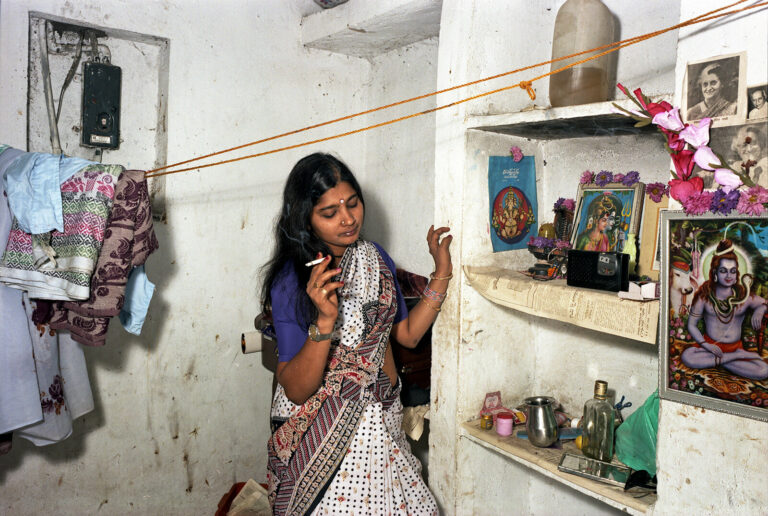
(488, 156, 537, 252)
(659, 211, 768, 421)
(570, 182, 644, 253)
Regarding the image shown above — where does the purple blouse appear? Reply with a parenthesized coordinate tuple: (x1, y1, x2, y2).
(270, 242, 407, 363)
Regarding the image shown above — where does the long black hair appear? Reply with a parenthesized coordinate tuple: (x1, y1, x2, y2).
(261, 153, 364, 325)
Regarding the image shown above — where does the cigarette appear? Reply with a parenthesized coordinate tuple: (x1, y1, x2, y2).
(305, 257, 325, 267)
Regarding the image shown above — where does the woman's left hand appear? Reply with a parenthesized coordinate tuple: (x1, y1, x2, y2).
(427, 225, 453, 276)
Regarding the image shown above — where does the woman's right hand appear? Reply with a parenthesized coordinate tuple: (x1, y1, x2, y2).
(306, 254, 344, 327)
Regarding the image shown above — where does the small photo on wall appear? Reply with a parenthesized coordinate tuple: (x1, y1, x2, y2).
(683, 52, 746, 126)
(695, 121, 768, 189)
(747, 84, 768, 121)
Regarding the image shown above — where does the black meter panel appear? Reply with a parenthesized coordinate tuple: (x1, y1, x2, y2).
(81, 62, 121, 149)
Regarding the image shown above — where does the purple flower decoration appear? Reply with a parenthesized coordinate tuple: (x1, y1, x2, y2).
(709, 188, 740, 215)
(737, 186, 768, 215)
(554, 197, 576, 212)
(580, 170, 595, 184)
(682, 191, 714, 215)
(622, 171, 640, 186)
(613, 173, 626, 184)
(594, 170, 614, 187)
(554, 239, 571, 249)
(510, 146, 524, 162)
(529, 237, 555, 248)
(646, 182, 668, 203)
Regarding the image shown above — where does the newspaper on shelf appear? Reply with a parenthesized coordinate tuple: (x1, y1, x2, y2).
(464, 265, 659, 344)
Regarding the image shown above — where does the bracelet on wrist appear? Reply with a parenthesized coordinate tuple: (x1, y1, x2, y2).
(430, 271, 453, 281)
(423, 285, 446, 303)
(421, 295, 441, 313)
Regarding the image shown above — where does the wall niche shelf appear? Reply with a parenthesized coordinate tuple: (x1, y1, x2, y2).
(461, 419, 656, 515)
(467, 96, 672, 139)
(464, 266, 659, 344)
(302, 0, 441, 58)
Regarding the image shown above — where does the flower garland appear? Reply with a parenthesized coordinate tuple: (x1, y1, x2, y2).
(579, 169, 669, 203)
(614, 84, 767, 216)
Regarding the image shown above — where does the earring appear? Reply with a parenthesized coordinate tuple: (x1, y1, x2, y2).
(587, 217, 593, 230)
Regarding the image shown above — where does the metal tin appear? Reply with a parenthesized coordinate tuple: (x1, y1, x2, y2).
(480, 414, 493, 430)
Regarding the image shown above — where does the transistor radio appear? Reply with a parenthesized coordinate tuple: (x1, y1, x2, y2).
(566, 250, 629, 293)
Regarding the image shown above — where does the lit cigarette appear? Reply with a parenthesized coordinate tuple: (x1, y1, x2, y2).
(305, 257, 325, 267)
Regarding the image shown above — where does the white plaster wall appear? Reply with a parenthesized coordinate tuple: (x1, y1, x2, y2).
(0, 1, 379, 514)
(362, 38, 438, 275)
(653, 2, 768, 515)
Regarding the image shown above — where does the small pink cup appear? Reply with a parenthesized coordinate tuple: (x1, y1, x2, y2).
(496, 412, 514, 437)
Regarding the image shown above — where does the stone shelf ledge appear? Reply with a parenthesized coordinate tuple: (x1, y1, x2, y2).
(302, 0, 441, 58)
(466, 96, 672, 139)
(464, 265, 659, 344)
(461, 419, 656, 515)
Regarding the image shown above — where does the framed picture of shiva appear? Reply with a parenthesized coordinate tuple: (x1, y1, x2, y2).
(659, 211, 768, 421)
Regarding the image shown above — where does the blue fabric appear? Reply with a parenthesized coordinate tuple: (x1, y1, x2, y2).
(271, 242, 407, 363)
(119, 265, 155, 335)
(2, 152, 94, 234)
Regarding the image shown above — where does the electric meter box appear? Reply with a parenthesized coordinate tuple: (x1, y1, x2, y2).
(81, 61, 121, 149)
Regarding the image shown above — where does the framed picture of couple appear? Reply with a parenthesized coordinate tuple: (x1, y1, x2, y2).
(659, 211, 768, 421)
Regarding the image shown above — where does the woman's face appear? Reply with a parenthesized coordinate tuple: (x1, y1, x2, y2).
(700, 71, 722, 103)
(596, 213, 609, 232)
(310, 181, 364, 257)
(715, 258, 738, 287)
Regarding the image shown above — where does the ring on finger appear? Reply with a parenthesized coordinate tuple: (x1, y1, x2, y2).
(314, 281, 322, 289)
(321, 288, 328, 295)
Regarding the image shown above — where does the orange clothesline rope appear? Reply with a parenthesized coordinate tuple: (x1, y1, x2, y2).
(145, 0, 763, 179)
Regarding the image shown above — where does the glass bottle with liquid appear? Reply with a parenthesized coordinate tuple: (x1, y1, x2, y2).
(549, 0, 616, 107)
(582, 380, 615, 462)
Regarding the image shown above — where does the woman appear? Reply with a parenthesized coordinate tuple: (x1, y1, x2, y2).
(261, 153, 450, 515)
(686, 63, 737, 121)
(574, 195, 620, 252)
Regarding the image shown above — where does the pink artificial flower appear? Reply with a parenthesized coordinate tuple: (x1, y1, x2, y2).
(679, 118, 712, 148)
(646, 100, 674, 117)
(664, 129, 687, 152)
(633, 88, 648, 109)
(580, 170, 595, 184)
(671, 150, 696, 181)
(652, 107, 684, 131)
(693, 146, 720, 171)
(669, 176, 704, 203)
(613, 173, 626, 183)
(737, 186, 768, 215)
(562, 199, 575, 211)
(682, 190, 714, 215)
(713, 168, 743, 191)
(510, 146, 524, 162)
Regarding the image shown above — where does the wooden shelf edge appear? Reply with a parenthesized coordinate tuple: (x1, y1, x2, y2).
(460, 420, 656, 515)
(464, 265, 659, 345)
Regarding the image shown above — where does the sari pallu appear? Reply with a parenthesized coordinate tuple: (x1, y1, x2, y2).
(267, 241, 398, 515)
